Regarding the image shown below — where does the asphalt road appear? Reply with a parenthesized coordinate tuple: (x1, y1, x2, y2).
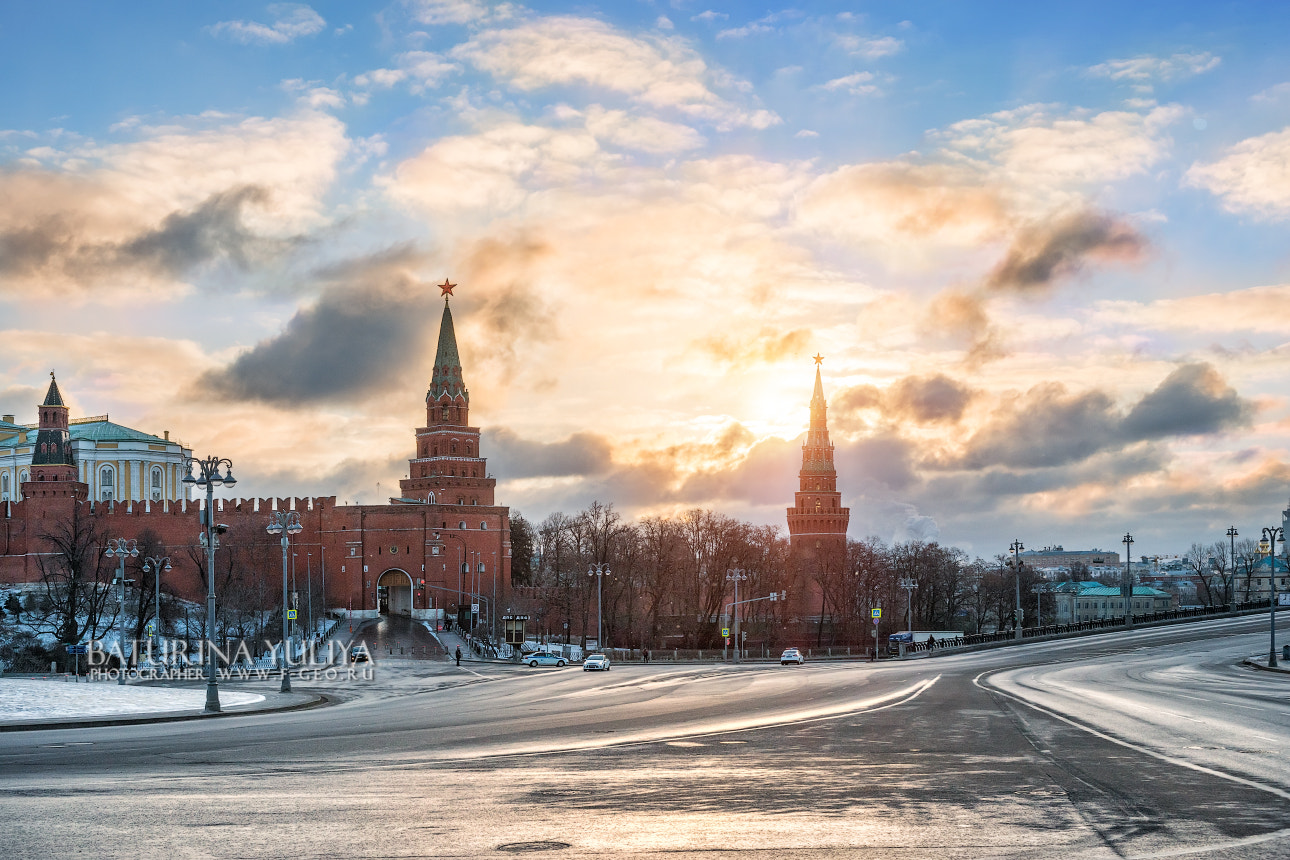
(1, 615, 1287, 859)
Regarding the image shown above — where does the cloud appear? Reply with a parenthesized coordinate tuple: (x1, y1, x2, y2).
(485, 428, 613, 478)
(209, 4, 326, 45)
(1087, 52, 1220, 88)
(985, 209, 1146, 292)
(691, 11, 728, 23)
(453, 17, 780, 130)
(834, 34, 904, 59)
(0, 112, 348, 296)
(407, 0, 494, 26)
(353, 51, 459, 95)
(196, 247, 442, 405)
(1186, 127, 1290, 219)
(820, 72, 879, 96)
(583, 106, 706, 153)
(836, 374, 975, 425)
(1093, 283, 1290, 334)
(1120, 363, 1252, 440)
(940, 103, 1183, 188)
(695, 327, 812, 367)
(947, 363, 1252, 470)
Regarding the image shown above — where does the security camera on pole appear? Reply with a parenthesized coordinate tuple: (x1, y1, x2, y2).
(266, 510, 303, 692)
(183, 454, 237, 713)
(726, 568, 747, 663)
(589, 564, 611, 650)
(104, 538, 138, 685)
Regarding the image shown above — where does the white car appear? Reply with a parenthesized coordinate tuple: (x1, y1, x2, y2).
(583, 653, 611, 671)
(780, 648, 804, 665)
(526, 652, 567, 668)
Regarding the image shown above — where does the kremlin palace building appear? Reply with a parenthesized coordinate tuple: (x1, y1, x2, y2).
(0, 289, 512, 625)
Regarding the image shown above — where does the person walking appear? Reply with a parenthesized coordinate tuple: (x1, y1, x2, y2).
(454, 646, 462, 667)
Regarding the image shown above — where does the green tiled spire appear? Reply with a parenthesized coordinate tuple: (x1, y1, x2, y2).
(428, 299, 468, 404)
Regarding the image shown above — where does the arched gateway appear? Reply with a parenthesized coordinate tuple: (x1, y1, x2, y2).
(376, 569, 414, 615)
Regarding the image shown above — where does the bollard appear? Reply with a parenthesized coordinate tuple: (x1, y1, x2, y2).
(1283, 645, 1289, 662)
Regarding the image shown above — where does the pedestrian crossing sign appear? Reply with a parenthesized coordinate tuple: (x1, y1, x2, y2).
(287, 609, 297, 619)
(871, 608, 881, 619)
(721, 627, 729, 637)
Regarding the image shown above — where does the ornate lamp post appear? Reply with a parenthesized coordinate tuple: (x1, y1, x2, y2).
(183, 454, 237, 713)
(141, 555, 172, 657)
(266, 511, 302, 692)
(1227, 526, 1239, 606)
(726, 568, 747, 663)
(898, 576, 917, 637)
(1260, 525, 1284, 668)
(1010, 540, 1024, 640)
(589, 564, 611, 650)
(1122, 532, 1134, 629)
(105, 538, 138, 685)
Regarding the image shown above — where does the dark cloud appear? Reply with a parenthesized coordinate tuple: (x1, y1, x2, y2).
(835, 374, 975, 426)
(0, 385, 43, 422)
(986, 209, 1146, 292)
(945, 363, 1252, 471)
(1121, 363, 1252, 440)
(0, 182, 291, 289)
(835, 434, 918, 491)
(196, 247, 440, 404)
(888, 374, 974, 423)
(925, 289, 1005, 365)
(484, 428, 613, 479)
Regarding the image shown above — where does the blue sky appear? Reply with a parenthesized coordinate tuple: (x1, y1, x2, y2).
(2, 1, 1289, 559)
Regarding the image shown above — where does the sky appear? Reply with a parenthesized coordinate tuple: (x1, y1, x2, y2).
(2, 1, 1289, 560)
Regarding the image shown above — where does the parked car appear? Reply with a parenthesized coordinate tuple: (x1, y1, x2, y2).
(583, 653, 611, 671)
(780, 648, 804, 665)
(527, 652, 567, 668)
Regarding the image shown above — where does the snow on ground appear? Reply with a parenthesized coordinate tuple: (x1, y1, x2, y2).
(0, 679, 264, 722)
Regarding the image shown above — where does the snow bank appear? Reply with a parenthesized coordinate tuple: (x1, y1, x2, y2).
(0, 679, 264, 722)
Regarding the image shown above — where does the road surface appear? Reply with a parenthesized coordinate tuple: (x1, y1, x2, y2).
(0, 614, 1286, 858)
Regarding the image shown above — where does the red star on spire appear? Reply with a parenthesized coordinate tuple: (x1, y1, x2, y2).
(438, 278, 457, 298)
(813, 353, 824, 366)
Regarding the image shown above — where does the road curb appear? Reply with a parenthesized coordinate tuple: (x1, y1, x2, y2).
(1242, 658, 1290, 675)
(0, 692, 330, 733)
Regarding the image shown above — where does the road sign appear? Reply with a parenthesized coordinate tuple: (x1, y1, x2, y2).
(471, 603, 479, 613)
(871, 608, 882, 619)
(721, 627, 730, 637)
(287, 609, 297, 620)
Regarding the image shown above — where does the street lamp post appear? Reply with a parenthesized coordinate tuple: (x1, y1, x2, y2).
(589, 564, 611, 650)
(726, 568, 747, 663)
(105, 538, 138, 685)
(1010, 540, 1024, 640)
(183, 454, 237, 713)
(1227, 526, 1239, 606)
(1261, 525, 1284, 668)
(1122, 532, 1134, 630)
(306, 552, 313, 645)
(266, 511, 302, 692)
(141, 555, 172, 659)
(898, 576, 917, 637)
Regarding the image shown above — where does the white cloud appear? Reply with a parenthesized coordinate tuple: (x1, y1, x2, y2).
(1087, 51, 1220, 91)
(1186, 126, 1290, 219)
(453, 17, 780, 130)
(940, 103, 1184, 190)
(835, 34, 904, 59)
(584, 107, 705, 154)
(795, 129, 819, 138)
(1252, 82, 1290, 104)
(407, 0, 492, 26)
(820, 72, 879, 96)
(656, 16, 674, 31)
(692, 11, 728, 23)
(209, 4, 326, 45)
(353, 51, 459, 95)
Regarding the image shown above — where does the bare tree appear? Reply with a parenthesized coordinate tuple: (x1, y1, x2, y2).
(32, 502, 118, 646)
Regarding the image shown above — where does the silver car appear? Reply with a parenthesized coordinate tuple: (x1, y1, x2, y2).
(583, 653, 611, 671)
(780, 648, 804, 665)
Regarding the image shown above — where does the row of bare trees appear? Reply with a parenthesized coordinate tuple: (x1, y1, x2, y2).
(1185, 536, 1277, 606)
(505, 502, 1057, 652)
(18, 505, 324, 658)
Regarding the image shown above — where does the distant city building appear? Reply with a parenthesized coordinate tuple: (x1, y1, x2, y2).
(1234, 556, 1289, 604)
(1052, 581, 1174, 623)
(0, 375, 191, 504)
(1019, 546, 1120, 569)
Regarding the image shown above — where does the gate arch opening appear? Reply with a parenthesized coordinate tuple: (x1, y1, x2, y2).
(376, 569, 414, 616)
